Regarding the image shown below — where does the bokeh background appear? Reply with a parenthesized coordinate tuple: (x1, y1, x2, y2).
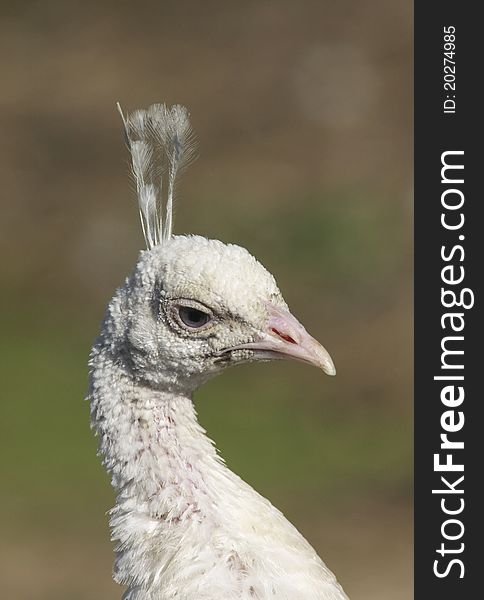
(0, 1, 413, 598)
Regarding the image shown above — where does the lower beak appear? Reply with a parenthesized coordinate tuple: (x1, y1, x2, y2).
(229, 304, 336, 376)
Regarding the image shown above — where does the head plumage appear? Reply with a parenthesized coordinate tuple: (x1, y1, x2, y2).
(117, 102, 197, 249)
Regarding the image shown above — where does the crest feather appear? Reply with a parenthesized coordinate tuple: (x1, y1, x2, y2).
(117, 102, 197, 249)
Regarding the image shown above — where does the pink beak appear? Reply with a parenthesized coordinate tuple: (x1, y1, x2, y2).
(230, 303, 336, 376)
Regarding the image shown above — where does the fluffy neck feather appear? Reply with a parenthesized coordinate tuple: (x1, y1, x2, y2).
(89, 334, 228, 592)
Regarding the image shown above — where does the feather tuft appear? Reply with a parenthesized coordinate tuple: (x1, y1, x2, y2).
(117, 102, 197, 249)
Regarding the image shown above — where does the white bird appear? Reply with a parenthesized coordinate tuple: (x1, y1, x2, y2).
(88, 103, 349, 600)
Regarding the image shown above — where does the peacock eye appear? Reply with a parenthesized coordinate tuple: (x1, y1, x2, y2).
(177, 305, 212, 329)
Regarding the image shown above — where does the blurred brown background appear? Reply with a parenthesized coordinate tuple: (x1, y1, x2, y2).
(0, 1, 413, 599)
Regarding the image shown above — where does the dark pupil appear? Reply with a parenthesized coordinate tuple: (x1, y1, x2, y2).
(179, 306, 210, 328)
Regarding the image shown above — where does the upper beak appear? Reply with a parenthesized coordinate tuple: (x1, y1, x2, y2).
(228, 303, 336, 376)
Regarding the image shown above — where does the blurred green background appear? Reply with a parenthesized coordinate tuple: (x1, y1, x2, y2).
(0, 1, 412, 598)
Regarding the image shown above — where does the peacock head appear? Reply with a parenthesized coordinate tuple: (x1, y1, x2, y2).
(116, 234, 335, 392)
(111, 104, 335, 393)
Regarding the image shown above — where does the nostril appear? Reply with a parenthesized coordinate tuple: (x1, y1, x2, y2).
(271, 328, 297, 344)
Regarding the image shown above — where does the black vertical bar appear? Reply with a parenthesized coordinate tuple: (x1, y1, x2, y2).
(415, 3, 481, 598)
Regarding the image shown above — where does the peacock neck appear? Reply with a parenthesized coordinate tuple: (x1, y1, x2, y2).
(89, 341, 235, 593)
(89, 342, 223, 521)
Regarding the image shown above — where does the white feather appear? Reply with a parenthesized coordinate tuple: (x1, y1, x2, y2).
(117, 102, 197, 249)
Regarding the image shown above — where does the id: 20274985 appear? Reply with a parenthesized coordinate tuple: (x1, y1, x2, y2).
(443, 25, 456, 114)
